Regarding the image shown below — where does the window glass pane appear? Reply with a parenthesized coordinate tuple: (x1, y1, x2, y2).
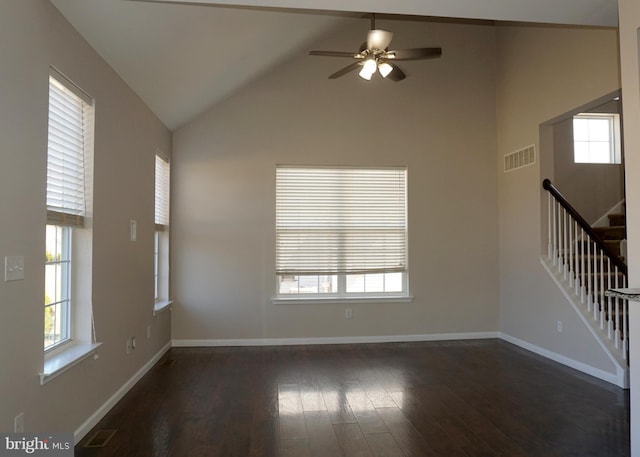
(346, 274, 365, 293)
(384, 272, 403, 292)
(44, 225, 70, 349)
(299, 275, 320, 294)
(319, 275, 337, 293)
(45, 263, 62, 304)
(572, 118, 589, 141)
(589, 142, 611, 163)
(279, 275, 298, 294)
(154, 231, 159, 300)
(365, 273, 385, 293)
(44, 303, 62, 348)
(587, 118, 610, 142)
(573, 142, 590, 163)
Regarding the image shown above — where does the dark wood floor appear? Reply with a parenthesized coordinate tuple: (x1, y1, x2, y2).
(75, 339, 630, 457)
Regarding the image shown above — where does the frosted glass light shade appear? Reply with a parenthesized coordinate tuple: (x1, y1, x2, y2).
(378, 62, 393, 78)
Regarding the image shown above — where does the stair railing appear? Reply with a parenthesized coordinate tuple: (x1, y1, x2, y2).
(542, 179, 628, 361)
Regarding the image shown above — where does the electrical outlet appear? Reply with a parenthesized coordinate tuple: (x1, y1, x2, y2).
(345, 308, 353, 319)
(557, 320, 563, 333)
(132, 337, 136, 349)
(14, 413, 24, 433)
(126, 339, 132, 354)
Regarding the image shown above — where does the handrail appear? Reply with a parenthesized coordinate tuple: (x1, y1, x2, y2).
(542, 178, 627, 275)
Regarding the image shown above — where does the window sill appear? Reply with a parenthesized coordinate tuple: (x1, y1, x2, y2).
(272, 295, 414, 305)
(154, 299, 173, 316)
(40, 342, 102, 385)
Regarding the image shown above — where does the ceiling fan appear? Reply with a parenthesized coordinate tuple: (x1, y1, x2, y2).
(309, 14, 442, 82)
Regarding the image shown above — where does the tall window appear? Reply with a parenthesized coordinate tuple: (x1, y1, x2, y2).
(45, 70, 93, 350)
(573, 113, 621, 164)
(276, 166, 408, 298)
(154, 154, 170, 306)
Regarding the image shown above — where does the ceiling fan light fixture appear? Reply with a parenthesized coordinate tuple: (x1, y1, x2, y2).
(378, 62, 393, 78)
(308, 14, 443, 82)
(359, 58, 377, 80)
(358, 67, 374, 80)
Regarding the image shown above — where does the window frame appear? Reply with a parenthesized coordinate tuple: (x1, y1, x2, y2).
(154, 153, 172, 313)
(274, 166, 410, 302)
(43, 68, 97, 370)
(45, 71, 92, 353)
(572, 113, 621, 164)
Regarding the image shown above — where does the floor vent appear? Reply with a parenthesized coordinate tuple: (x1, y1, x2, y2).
(163, 358, 176, 367)
(83, 429, 116, 448)
(504, 144, 535, 172)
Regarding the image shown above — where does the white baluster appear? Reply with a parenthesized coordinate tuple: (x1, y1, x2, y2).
(563, 209, 568, 280)
(556, 203, 562, 272)
(574, 221, 580, 295)
(606, 258, 612, 339)
(599, 249, 605, 329)
(586, 237, 592, 312)
(593, 243, 600, 321)
(569, 217, 574, 288)
(614, 266, 620, 349)
(623, 298, 629, 360)
(580, 228, 586, 304)
(548, 193, 553, 260)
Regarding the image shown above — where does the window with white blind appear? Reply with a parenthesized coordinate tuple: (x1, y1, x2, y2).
(45, 70, 94, 351)
(154, 154, 171, 310)
(275, 166, 409, 299)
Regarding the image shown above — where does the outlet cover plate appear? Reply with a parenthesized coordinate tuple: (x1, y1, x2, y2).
(5, 256, 24, 281)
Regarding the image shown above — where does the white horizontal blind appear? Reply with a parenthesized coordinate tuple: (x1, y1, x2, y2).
(276, 166, 407, 275)
(47, 74, 90, 228)
(155, 155, 170, 229)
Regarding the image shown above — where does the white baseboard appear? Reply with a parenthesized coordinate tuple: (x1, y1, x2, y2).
(499, 332, 626, 388)
(74, 341, 172, 442)
(172, 331, 500, 348)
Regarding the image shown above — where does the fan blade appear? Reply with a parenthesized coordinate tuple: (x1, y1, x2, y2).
(386, 63, 406, 82)
(309, 50, 359, 58)
(386, 47, 442, 61)
(367, 30, 393, 51)
(328, 62, 362, 79)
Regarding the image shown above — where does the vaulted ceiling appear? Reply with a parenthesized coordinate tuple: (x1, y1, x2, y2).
(50, 0, 618, 130)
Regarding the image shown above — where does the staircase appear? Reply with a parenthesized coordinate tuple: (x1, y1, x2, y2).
(593, 213, 627, 259)
(542, 179, 629, 388)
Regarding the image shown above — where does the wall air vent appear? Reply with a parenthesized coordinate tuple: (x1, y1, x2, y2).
(504, 145, 536, 172)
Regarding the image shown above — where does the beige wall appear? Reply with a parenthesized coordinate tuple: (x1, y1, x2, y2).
(496, 25, 620, 376)
(618, 0, 640, 452)
(172, 20, 500, 342)
(0, 0, 171, 435)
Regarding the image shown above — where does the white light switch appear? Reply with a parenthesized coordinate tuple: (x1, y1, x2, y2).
(5, 256, 25, 281)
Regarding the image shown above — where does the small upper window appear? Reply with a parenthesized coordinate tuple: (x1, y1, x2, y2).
(573, 113, 621, 164)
